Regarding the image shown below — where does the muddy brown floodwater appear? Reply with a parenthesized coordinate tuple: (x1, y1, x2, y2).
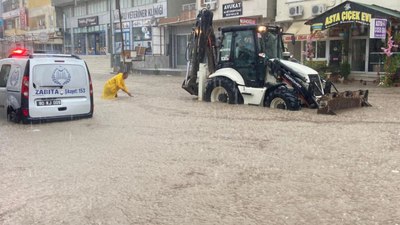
(1, 73, 400, 225)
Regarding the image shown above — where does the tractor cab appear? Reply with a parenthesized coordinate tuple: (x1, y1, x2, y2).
(218, 25, 285, 88)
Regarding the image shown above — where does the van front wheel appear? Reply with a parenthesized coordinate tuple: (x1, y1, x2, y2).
(7, 107, 21, 123)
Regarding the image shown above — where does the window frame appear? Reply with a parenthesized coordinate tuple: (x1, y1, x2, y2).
(303, 40, 327, 60)
(0, 64, 12, 88)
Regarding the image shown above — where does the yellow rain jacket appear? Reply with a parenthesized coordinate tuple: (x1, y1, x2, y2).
(102, 73, 129, 99)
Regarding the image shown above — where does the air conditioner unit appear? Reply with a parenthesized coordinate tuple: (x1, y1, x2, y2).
(206, 2, 217, 11)
(289, 5, 303, 17)
(312, 4, 326, 16)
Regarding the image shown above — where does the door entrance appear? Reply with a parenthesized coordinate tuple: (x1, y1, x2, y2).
(329, 40, 343, 69)
(88, 32, 107, 55)
(351, 39, 367, 72)
(177, 35, 188, 66)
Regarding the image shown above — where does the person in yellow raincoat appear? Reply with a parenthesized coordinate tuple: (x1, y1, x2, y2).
(102, 71, 133, 99)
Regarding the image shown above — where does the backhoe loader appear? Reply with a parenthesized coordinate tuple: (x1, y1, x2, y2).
(182, 8, 371, 114)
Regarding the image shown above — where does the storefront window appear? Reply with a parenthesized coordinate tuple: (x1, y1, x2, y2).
(303, 41, 326, 59)
(88, 31, 106, 55)
(5, 19, 15, 29)
(350, 24, 368, 37)
(132, 26, 152, 49)
(368, 38, 386, 72)
(74, 33, 86, 55)
(115, 31, 131, 53)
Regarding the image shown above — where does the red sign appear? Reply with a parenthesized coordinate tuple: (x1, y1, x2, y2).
(239, 17, 257, 25)
(283, 32, 325, 42)
(20, 8, 27, 30)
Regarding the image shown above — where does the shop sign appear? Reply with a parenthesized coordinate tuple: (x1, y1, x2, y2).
(114, 2, 167, 21)
(369, 18, 387, 39)
(307, 2, 379, 31)
(223, 2, 242, 18)
(114, 22, 130, 30)
(324, 10, 371, 29)
(239, 17, 256, 25)
(20, 8, 27, 30)
(78, 16, 99, 28)
(132, 20, 144, 27)
(283, 32, 325, 42)
(2, 9, 20, 19)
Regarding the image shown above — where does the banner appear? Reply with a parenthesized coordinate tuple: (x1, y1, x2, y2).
(369, 18, 387, 39)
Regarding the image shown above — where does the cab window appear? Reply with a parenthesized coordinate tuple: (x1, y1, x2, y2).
(234, 30, 255, 62)
(0, 64, 11, 87)
(219, 32, 233, 62)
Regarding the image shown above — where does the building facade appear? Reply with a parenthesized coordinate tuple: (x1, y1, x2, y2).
(0, 0, 62, 57)
(277, 0, 400, 79)
(52, 0, 168, 68)
(160, 0, 276, 68)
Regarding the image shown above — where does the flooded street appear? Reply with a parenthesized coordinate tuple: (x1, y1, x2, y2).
(1, 73, 400, 225)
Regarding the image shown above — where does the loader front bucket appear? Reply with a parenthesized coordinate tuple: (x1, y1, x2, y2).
(317, 90, 371, 115)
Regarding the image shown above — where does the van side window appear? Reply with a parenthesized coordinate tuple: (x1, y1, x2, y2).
(0, 64, 12, 87)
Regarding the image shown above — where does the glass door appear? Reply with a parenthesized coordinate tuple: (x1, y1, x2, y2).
(351, 39, 367, 72)
(329, 40, 343, 68)
(177, 35, 188, 66)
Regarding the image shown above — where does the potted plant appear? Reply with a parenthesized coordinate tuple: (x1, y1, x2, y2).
(339, 61, 351, 80)
(381, 29, 400, 86)
(383, 55, 400, 86)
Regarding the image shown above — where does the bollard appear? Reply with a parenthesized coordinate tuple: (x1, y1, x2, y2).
(197, 63, 208, 101)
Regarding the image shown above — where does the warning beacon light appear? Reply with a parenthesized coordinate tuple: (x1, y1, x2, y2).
(9, 48, 30, 58)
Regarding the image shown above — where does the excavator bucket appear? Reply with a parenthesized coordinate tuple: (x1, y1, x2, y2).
(317, 90, 371, 115)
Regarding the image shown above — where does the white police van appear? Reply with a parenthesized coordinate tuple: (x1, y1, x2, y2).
(0, 49, 93, 123)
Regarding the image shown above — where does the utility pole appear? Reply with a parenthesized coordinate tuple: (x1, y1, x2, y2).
(116, 0, 126, 71)
(109, 0, 114, 70)
(63, 13, 66, 54)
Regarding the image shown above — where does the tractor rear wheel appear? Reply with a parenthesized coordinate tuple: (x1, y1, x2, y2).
(264, 87, 301, 111)
(204, 77, 243, 104)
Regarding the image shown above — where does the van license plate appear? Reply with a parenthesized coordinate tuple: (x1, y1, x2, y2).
(37, 100, 61, 106)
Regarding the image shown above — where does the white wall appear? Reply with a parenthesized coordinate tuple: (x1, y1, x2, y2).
(196, 0, 270, 21)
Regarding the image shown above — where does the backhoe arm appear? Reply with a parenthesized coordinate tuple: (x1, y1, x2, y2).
(182, 9, 217, 96)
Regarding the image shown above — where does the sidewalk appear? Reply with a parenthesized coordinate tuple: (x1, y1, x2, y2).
(132, 67, 186, 76)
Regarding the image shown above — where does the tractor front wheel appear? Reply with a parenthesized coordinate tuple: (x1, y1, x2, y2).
(264, 87, 301, 111)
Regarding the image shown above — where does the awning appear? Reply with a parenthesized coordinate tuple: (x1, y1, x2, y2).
(286, 21, 311, 35)
(305, 1, 400, 31)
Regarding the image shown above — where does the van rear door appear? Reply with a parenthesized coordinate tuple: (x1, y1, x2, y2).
(29, 58, 91, 118)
